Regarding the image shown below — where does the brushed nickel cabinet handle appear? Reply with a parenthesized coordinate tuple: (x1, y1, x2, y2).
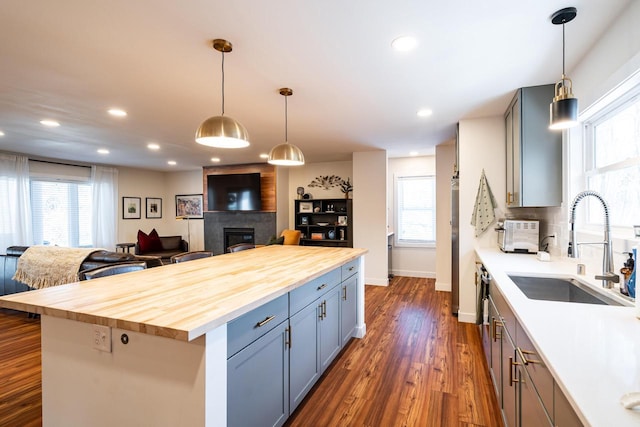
(348, 266, 355, 271)
(342, 285, 347, 301)
(256, 315, 275, 327)
(322, 300, 327, 318)
(318, 304, 324, 320)
(285, 326, 291, 349)
(317, 283, 327, 291)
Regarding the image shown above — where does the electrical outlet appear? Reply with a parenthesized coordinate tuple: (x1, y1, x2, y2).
(92, 324, 112, 352)
(550, 226, 560, 247)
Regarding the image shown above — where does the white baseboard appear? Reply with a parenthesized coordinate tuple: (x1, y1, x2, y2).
(435, 281, 451, 292)
(390, 269, 435, 278)
(366, 276, 389, 286)
(457, 311, 477, 324)
(354, 324, 366, 338)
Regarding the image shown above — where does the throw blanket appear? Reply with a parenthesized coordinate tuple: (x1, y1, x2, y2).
(13, 246, 99, 290)
(470, 169, 498, 237)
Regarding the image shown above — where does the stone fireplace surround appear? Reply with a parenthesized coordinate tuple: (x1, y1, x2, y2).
(204, 211, 276, 255)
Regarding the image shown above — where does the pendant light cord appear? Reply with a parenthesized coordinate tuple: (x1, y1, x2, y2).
(284, 94, 288, 143)
(562, 23, 566, 77)
(221, 51, 225, 116)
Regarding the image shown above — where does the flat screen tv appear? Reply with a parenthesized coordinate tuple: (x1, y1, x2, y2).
(207, 173, 262, 211)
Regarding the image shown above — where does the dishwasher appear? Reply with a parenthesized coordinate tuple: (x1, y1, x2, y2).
(475, 262, 490, 325)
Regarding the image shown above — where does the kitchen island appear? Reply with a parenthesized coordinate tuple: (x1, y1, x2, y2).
(477, 247, 640, 426)
(0, 245, 367, 426)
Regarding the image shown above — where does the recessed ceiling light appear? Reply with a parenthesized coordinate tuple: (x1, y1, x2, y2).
(108, 108, 127, 117)
(97, 149, 110, 155)
(147, 143, 160, 150)
(0, 130, 5, 137)
(410, 151, 419, 156)
(210, 157, 221, 163)
(259, 153, 269, 159)
(417, 109, 433, 117)
(167, 160, 177, 166)
(40, 119, 60, 127)
(391, 36, 417, 52)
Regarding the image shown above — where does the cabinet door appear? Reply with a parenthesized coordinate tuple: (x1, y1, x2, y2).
(502, 334, 517, 427)
(228, 321, 289, 427)
(289, 301, 321, 412)
(489, 302, 502, 401)
(519, 363, 553, 427)
(340, 275, 357, 347)
(554, 383, 583, 427)
(319, 285, 342, 372)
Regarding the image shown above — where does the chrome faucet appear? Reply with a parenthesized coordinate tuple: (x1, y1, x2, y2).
(568, 191, 619, 289)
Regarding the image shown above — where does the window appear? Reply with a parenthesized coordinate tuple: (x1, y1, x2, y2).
(30, 180, 93, 247)
(582, 82, 640, 228)
(395, 175, 435, 246)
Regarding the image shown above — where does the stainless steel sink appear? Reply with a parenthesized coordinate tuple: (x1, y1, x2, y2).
(507, 275, 627, 306)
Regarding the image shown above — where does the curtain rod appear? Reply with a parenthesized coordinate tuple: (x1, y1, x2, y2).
(29, 159, 92, 169)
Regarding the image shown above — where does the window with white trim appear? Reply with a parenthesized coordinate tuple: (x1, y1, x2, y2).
(582, 82, 640, 228)
(395, 175, 435, 246)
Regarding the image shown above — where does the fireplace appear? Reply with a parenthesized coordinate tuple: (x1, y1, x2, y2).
(224, 228, 255, 252)
(204, 211, 276, 255)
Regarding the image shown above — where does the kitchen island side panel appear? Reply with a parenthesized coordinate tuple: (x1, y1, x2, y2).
(41, 315, 227, 427)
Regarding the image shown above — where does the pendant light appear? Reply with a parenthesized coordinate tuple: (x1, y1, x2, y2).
(268, 88, 305, 166)
(195, 39, 250, 148)
(549, 7, 578, 130)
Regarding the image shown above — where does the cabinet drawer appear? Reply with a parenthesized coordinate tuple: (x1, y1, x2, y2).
(227, 294, 288, 358)
(341, 259, 359, 280)
(490, 286, 515, 342)
(290, 268, 341, 315)
(516, 321, 554, 421)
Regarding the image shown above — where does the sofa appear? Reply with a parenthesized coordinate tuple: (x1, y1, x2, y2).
(134, 234, 189, 264)
(0, 246, 162, 297)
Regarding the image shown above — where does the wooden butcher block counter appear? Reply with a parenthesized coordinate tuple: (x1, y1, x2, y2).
(0, 245, 367, 341)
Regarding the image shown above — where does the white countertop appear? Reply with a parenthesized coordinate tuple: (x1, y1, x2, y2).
(475, 247, 640, 427)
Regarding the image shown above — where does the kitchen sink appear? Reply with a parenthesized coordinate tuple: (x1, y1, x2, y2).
(507, 275, 628, 306)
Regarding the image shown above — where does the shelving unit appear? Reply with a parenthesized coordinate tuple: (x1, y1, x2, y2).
(295, 199, 352, 247)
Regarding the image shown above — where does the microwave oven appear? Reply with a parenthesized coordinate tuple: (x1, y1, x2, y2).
(496, 220, 539, 253)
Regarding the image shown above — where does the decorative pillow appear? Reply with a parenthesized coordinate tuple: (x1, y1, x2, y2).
(137, 229, 162, 253)
(266, 235, 285, 246)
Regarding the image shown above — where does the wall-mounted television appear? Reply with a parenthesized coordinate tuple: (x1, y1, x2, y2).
(207, 173, 262, 211)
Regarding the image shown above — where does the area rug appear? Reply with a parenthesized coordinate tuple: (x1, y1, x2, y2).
(13, 246, 99, 289)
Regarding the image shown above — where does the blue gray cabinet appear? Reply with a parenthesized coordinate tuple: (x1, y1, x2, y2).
(227, 321, 290, 427)
(289, 299, 321, 412)
(505, 84, 562, 208)
(340, 274, 357, 347)
(319, 284, 342, 372)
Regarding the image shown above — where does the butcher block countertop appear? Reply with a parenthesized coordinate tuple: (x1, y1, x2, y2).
(0, 245, 367, 342)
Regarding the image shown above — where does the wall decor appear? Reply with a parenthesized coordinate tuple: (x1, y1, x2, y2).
(299, 201, 313, 213)
(340, 177, 353, 199)
(123, 197, 141, 219)
(308, 175, 343, 190)
(301, 216, 309, 225)
(337, 215, 348, 225)
(146, 197, 162, 219)
(176, 194, 203, 219)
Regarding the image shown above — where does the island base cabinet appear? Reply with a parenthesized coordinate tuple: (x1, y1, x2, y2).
(319, 285, 342, 372)
(340, 275, 357, 347)
(289, 301, 321, 412)
(228, 322, 290, 427)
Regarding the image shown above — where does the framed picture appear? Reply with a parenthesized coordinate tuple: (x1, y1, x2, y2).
(122, 197, 141, 219)
(311, 232, 324, 240)
(146, 197, 162, 219)
(176, 194, 203, 219)
(301, 216, 309, 225)
(299, 202, 313, 213)
(337, 215, 348, 225)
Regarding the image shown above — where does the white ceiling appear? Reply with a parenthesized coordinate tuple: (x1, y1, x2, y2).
(0, 0, 631, 171)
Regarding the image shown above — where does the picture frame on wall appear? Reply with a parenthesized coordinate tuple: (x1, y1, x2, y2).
(146, 197, 162, 219)
(176, 194, 203, 219)
(301, 216, 309, 225)
(123, 197, 141, 219)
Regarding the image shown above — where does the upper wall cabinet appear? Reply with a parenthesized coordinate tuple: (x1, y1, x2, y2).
(505, 84, 562, 208)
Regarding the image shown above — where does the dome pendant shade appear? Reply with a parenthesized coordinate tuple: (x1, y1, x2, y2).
(196, 115, 250, 148)
(195, 39, 250, 148)
(268, 142, 305, 166)
(268, 87, 305, 166)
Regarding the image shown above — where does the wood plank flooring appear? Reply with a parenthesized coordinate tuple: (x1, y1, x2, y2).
(285, 277, 502, 427)
(0, 277, 501, 427)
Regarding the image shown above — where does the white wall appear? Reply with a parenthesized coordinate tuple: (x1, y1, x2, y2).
(353, 151, 388, 286)
(458, 117, 505, 322)
(435, 142, 455, 291)
(387, 156, 436, 278)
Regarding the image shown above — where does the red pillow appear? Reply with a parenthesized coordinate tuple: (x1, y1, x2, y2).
(137, 229, 162, 253)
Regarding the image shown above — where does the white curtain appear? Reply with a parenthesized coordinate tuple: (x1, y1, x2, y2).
(0, 153, 32, 251)
(91, 165, 118, 250)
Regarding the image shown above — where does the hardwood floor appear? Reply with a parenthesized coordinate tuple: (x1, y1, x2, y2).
(0, 277, 501, 427)
(285, 277, 502, 427)
(0, 309, 41, 427)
